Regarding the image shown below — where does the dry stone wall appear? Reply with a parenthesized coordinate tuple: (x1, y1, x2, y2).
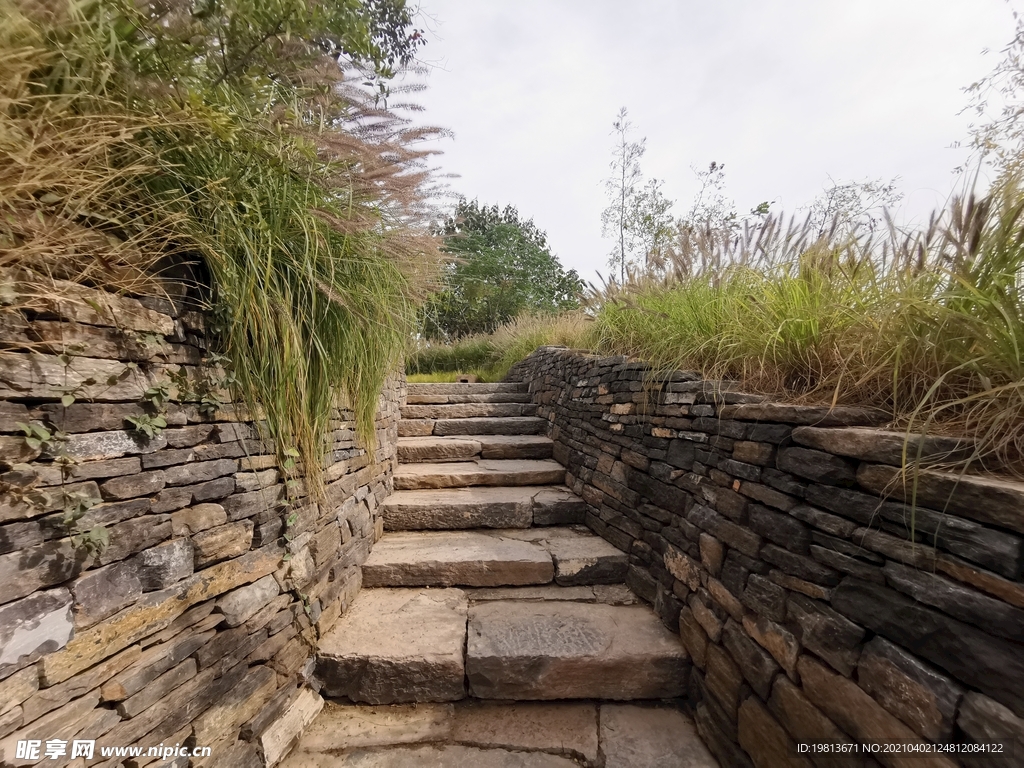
(0, 279, 400, 767)
(508, 346, 1024, 768)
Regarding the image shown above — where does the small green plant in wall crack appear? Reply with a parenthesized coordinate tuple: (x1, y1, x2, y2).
(125, 413, 167, 439)
(126, 380, 171, 439)
(17, 421, 66, 454)
(60, 489, 109, 556)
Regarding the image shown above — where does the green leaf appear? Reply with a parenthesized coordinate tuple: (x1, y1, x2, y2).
(61, 394, 76, 407)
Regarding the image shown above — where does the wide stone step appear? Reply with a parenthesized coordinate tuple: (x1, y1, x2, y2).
(317, 588, 468, 705)
(397, 435, 553, 463)
(401, 402, 538, 420)
(407, 382, 527, 394)
(406, 392, 533, 404)
(398, 416, 549, 438)
(394, 459, 565, 490)
(362, 528, 628, 588)
(466, 600, 689, 701)
(282, 700, 718, 768)
(383, 486, 584, 530)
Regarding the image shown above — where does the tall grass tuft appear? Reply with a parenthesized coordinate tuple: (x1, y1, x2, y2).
(591, 185, 1024, 472)
(407, 312, 595, 382)
(2, 0, 442, 494)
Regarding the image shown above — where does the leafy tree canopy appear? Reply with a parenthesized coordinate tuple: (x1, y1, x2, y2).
(423, 200, 583, 340)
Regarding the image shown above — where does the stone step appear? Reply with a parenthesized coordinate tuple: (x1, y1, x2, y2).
(383, 486, 584, 530)
(394, 459, 565, 490)
(398, 416, 549, 438)
(362, 528, 628, 588)
(397, 435, 553, 463)
(281, 700, 718, 768)
(401, 402, 538, 420)
(466, 583, 638, 606)
(466, 600, 689, 701)
(317, 588, 468, 704)
(407, 382, 527, 395)
(406, 392, 533, 404)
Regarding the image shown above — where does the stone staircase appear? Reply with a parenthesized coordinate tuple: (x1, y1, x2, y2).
(291, 382, 716, 766)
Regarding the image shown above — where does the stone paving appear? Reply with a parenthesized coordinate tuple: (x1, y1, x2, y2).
(281, 700, 718, 767)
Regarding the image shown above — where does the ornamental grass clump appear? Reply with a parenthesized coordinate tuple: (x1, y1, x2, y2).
(591, 186, 1024, 473)
(1, 0, 442, 493)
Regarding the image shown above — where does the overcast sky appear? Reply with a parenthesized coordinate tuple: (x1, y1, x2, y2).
(405, 1, 1017, 283)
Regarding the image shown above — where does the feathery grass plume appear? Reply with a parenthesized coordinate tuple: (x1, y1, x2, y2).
(1, 0, 443, 495)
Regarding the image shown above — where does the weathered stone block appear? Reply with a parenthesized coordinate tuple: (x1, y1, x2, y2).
(192, 663, 278, 745)
(689, 594, 724, 643)
(719, 403, 886, 427)
(742, 574, 787, 623)
(98, 513, 172, 565)
(62, 429, 167, 461)
(832, 577, 1024, 717)
(688, 504, 762, 559)
(118, 657, 198, 718)
(99, 469, 166, 500)
(217, 574, 280, 628)
(767, 676, 870, 768)
(193, 521, 254, 567)
(601, 704, 716, 768)
(857, 463, 1024, 535)
(956, 692, 1024, 768)
(163, 458, 238, 487)
(798, 655, 957, 768)
(0, 352, 159, 403)
(0, 589, 72, 679)
(39, 584, 189, 685)
(792, 426, 971, 466)
(707, 578, 744, 622)
(787, 593, 864, 676)
(748, 505, 811, 553)
(742, 613, 799, 681)
(22, 643, 138, 721)
(0, 666, 38, 715)
(170, 503, 227, 537)
(738, 695, 814, 768)
(258, 688, 324, 767)
(679, 607, 708, 670)
(0, 538, 90, 604)
(723, 619, 779, 700)
(858, 636, 963, 742)
(699, 533, 724, 576)
(788, 503, 857, 537)
(71, 560, 142, 628)
(664, 546, 701, 591)
(778, 447, 856, 486)
(318, 588, 468, 704)
(137, 538, 194, 590)
(883, 561, 1024, 642)
(705, 643, 744, 718)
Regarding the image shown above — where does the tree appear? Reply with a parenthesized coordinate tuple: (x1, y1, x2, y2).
(601, 108, 674, 283)
(423, 200, 583, 340)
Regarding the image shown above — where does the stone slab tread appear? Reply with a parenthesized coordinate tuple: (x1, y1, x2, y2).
(393, 459, 565, 490)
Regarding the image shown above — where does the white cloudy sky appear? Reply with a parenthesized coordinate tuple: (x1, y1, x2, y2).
(404, 1, 1017, 283)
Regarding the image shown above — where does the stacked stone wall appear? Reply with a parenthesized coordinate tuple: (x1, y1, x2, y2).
(0, 279, 400, 767)
(508, 346, 1024, 768)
